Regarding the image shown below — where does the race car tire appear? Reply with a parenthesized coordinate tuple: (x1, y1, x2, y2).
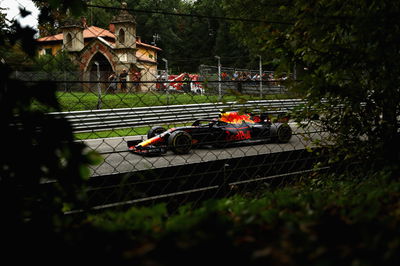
(147, 126, 167, 139)
(168, 131, 192, 154)
(275, 123, 292, 143)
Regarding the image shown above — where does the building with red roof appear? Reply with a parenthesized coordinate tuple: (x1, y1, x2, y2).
(36, 2, 161, 92)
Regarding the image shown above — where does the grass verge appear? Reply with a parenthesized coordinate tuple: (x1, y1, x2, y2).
(55, 91, 293, 111)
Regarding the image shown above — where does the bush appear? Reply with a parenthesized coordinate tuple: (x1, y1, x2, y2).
(81, 172, 400, 265)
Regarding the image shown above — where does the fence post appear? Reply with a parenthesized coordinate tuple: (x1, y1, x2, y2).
(94, 61, 102, 109)
(215, 55, 221, 100)
(162, 58, 170, 105)
(258, 55, 263, 98)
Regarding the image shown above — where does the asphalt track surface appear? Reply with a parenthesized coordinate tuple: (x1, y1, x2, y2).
(82, 123, 325, 177)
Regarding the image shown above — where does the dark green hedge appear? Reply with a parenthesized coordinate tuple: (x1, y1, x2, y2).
(71, 172, 400, 266)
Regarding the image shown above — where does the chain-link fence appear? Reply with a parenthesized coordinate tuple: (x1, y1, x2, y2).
(199, 64, 288, 96)
(3, 1, 328, 212)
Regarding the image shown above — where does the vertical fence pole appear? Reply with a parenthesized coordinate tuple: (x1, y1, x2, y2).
(258, 55, 263, 98)
(95, 61, 102, 109)
(162, 58, 169, 105)
(215, 55, 221, 100)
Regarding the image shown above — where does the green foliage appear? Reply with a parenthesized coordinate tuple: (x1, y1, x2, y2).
(35, 0, 87, 17)
(88, 203, 168, 235)
(84, 0, 118, 28)
(3, 1, 399, 264)
(223, 0, 400, 174)
(222, 0, 294, 69)
(1, 24, 95, 220)
(34, 50, 77, 73)
(0, 11, 37, 68)
(1, 1, 102, 263)
(83, 172, 400, 265)
(81, 0, 252, 72)
(33, 0, 87, 36)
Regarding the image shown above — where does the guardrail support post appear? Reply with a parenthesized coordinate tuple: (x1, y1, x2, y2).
(217, 163, 230, 197)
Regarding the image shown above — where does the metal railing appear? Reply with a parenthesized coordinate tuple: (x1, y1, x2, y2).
(50, 99, 306, 133)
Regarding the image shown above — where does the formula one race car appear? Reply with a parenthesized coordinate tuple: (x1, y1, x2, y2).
(127, 111, 292, 156)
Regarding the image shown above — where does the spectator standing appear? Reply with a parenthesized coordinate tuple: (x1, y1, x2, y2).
(132, 70, 141, 92)
(236, 73, 243, 93)
(107, 72, 118, 94)
(221, 72, 228, 81)
(233, 71, 239, 80)
(119, 69, 128, 92)
(183, 73, 191, 93)
(245, 72, 252, 81)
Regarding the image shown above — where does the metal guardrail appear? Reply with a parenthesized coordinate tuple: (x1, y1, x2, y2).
(50, 99, 306, 133)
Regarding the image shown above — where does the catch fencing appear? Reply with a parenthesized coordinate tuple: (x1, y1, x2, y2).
(9, 1, 328, 212)
(198, 64, 288, 96)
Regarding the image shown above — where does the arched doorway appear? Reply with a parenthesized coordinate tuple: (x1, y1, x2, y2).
(87, 52, 113, 92)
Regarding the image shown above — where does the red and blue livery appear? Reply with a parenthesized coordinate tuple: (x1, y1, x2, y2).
(127, 111, 292, 156)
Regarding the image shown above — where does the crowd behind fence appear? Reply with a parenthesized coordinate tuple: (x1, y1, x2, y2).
(13, 69, 288, 96)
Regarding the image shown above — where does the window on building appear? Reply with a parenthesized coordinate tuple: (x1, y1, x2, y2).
(66, 33, 72, 49)
(119, 29, 125, 45)
(45, 48, 52, 55)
